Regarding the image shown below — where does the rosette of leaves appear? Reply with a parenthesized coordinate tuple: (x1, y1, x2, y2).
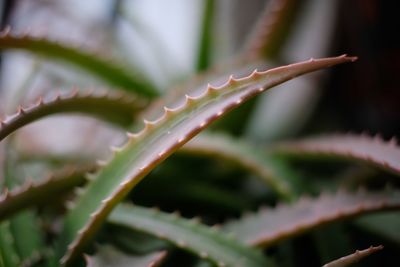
(0, 1, 398, 267)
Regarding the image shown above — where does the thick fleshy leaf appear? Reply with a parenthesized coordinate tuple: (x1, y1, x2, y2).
(57, 55, 356, 266)
(0, 165, 94, 220)
(1, 149, 45, 264)
(196, 0, 215, 71)
(0, 221, 20, 267)
(109, 204, 273, 267)
(355, 212, 400, 245)
(0, 29, 158, 97)
(223, 189, 400, 247)
(143, 60, 271, 121)
(242, 0, 301, 59)
(322, 245, 383, 267)
(84, 245, 166, 267)
(0, 90, 146, 142)
(272, 134, 400, 175)
(181, 133, 299, 199)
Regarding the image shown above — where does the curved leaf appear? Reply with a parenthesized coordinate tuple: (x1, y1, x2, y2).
(57, 55, 356, 266)
(242, 0, 301, 59)
(0, 90, 146, 142)
(181, 133, 299, 200)
(142, 60, 271, 121)
(0, 165, 95, 221)
(223, 189, 400, 247)
(322, 245, 383, 267)
(1, 149, 45, 264)
(84, 246, 166, 267)
(0, 29, 158, 97)
(272, 134, 400, 175)
(109, 204, 273, 267)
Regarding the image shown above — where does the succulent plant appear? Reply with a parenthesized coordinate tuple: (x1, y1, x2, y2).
(0, 1, 398, 267)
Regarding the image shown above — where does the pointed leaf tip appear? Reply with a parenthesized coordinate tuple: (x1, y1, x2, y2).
(323, 245, 383, 267)
(58, 55, 354, 266)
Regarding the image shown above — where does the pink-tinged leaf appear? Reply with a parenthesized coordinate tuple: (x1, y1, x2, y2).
(0, 165, 95, 220)
(322, 245, 383, 267)
(0, 90, 146, 142)
(84, 246, 167, 267)
(242, 0, 300, 59)
(223, 189, 400, 247)
(0, 28, 158, 96)
(272, 134, 400, 175)
(57, 55, 356, 266)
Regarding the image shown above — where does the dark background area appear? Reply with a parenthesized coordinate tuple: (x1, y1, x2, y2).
(318, 0, 400, 138)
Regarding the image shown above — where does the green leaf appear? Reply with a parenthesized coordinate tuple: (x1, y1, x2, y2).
(57, 55, 356, 266)
(84, 245, 166, 267)
(354, 212, 400, 246)
(0, 222, 20, 267)
(3, 150, 45, 264)
(0, 30, 158, 97)
(322, 245, 383, 267)
(196, 0, 215, 71)
(272, 134, 400, 175)
(223, 189, 400, 247)
(0, 165, 94, 221)
(107, 226, 168, 255)
(8, 212, 43, 265)
(181, 132, 299, 200)
(0, 90, 146, 142)
(109, 204, 273, 267)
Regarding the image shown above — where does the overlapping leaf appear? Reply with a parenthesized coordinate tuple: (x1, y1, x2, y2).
(109, 204, 272, 267)
(223, 189, 400, 247)
(0, 91, 146, 142)
(57, 55, 355, 266)
(0, 165, 95, 220)
(272, 134, 400, 175)
(181, 133, 299, 199)
(242, 0, 301, 59)
(85, 245, 166, 267)
(0, 29, 158, 96)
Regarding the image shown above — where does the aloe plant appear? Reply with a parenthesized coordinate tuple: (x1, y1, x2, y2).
(0, 1, 396, 267)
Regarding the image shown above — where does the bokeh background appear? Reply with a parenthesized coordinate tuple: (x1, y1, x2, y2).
(1, 0, 398, 152)
(0, 1, 399, 266)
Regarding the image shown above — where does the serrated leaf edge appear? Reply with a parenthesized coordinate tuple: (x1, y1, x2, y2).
(59, 55, 356, 266)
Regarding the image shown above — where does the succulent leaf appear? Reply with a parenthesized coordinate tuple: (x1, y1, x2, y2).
(0, 91, 146, 142)
(0, 165, 95, 221)
(57, 55, 356, 266)
(181, 132, 299, 200)
(0, 149, 45, 264)
(272, 134, 400, 175)
(0, 221, 20, 267)
(84, 245, 166, 267)
(223, 189, 400, 247)
(355, 212, 400, 245)
(196, 0, 215, 71)
(322, 245, 383, 267)
(109, 204, 273, 267)
(0, 29, 158, 97)
(243, 0, 301, 59)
